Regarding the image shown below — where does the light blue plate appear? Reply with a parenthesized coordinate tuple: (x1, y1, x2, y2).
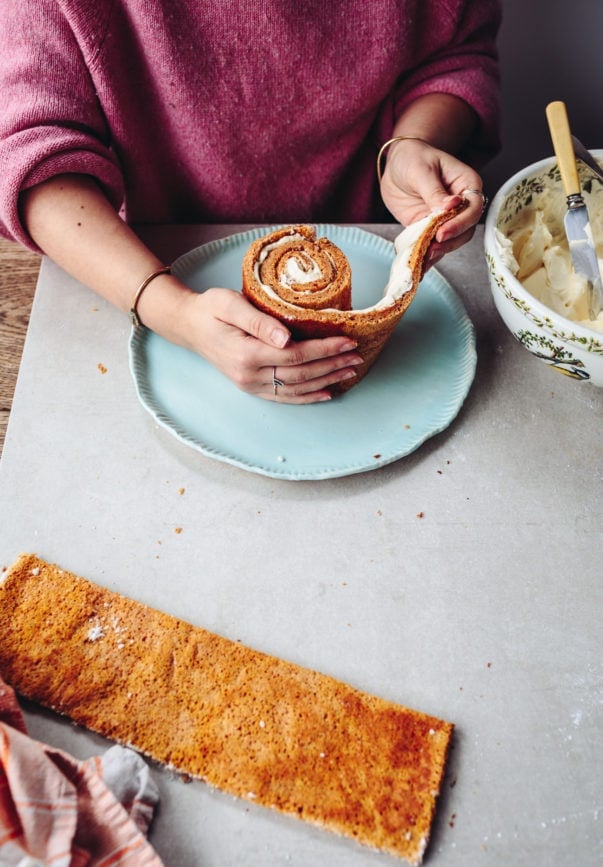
(129, 225, 476, 480)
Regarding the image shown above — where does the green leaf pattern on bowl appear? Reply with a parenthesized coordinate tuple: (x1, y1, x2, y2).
(497, 168, 556, 226)
(497, 163, 602, 226)
(514, 329, 589, 380)
(485, 251, 603, 356)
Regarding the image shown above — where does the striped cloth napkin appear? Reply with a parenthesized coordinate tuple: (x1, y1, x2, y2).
(0, 675, 163, 866)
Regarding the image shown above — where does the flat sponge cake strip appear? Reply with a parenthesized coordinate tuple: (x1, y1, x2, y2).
(0, 554, 453, 864)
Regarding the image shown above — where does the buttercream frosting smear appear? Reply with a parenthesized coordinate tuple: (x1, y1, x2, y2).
(495, 170, 603, 332)
(254, 212, 442, 313)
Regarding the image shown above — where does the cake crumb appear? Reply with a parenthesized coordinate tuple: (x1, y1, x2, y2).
(174, 527, 183, 534)
(97, 363, 108, 374)
(178, 487, 185, 495)
(416, 511, 424, 518)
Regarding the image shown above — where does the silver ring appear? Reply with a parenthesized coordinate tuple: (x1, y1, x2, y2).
(462, 188, 488, 211)
(272, 366, 285, 396)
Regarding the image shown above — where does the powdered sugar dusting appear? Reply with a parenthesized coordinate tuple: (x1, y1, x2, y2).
(84, 609, 129, 645)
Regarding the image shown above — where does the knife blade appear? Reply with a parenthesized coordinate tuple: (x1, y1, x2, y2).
(545, 100, 603, 320)
(571, 135, 603, 185)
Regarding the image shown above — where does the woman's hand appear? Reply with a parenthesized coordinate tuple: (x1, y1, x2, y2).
(180, 287, 363, 403)
(379, 137, 486, 266)
(20, 175, 363, 405)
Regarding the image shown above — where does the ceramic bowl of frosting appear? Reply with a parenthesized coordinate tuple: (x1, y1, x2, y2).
(484, 151, 603, 385)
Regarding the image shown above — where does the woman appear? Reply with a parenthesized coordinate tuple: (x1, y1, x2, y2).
(0, 0, 500, 402)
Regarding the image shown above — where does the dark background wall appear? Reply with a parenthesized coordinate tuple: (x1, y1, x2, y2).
(482, 0, 603, 197)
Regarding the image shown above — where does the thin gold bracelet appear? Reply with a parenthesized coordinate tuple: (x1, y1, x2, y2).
(129, 265, 171, 327)
(376, 135, 431, 184)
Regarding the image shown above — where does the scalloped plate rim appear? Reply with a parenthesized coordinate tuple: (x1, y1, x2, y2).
(129, 225, 477, 480)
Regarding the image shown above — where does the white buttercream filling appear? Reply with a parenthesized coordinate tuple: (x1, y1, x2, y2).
(495, 175, 603, 331)
(281, 252, 324, 287)
(254, 233, 328, 296)
(373, 212, 439, 310)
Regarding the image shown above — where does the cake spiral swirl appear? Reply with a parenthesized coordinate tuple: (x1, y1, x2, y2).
(242, 204, 466, 393)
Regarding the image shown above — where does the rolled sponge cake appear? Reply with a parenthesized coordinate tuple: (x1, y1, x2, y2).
(0, 554, 453, 864)
(242, 203, 467, 393)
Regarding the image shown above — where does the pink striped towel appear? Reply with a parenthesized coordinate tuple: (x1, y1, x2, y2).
(0, 674, 163, 865)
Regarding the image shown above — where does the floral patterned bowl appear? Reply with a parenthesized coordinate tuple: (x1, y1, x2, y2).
(484, 152, 603, 386)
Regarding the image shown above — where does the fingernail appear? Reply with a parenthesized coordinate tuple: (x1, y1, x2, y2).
(271, 328, 289, 348)
(340, 339, 358, 351)
(340, 370, 357, 381)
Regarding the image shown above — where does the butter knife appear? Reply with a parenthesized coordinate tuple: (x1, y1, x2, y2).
(571, 135, 603, 185)
(545, 100, 603, 319)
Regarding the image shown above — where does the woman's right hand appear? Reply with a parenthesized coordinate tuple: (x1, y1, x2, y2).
(178, 286, 363, 403)
(19, 175, 362, 404)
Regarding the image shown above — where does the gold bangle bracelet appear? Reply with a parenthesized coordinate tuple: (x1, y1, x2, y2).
(376, 135, 431, 184)
(129, 266, 171, 327)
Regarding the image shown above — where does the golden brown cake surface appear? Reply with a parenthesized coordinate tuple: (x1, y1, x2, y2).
(0, 554, 453, 864)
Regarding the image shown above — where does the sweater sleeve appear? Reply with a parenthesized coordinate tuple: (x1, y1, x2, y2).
(393, 0, 501, 164)
(0, 0, 125, 251)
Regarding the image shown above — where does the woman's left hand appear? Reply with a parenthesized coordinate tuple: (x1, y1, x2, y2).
(379, 137, 487, 266)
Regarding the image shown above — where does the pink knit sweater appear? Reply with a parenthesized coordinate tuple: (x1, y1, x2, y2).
(0, 0, 500, 250)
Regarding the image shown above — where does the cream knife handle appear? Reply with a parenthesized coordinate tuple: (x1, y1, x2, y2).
(546, 101, 581, 198)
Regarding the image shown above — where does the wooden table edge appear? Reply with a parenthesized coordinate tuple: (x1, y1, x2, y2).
(0, 238, 41, 458)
